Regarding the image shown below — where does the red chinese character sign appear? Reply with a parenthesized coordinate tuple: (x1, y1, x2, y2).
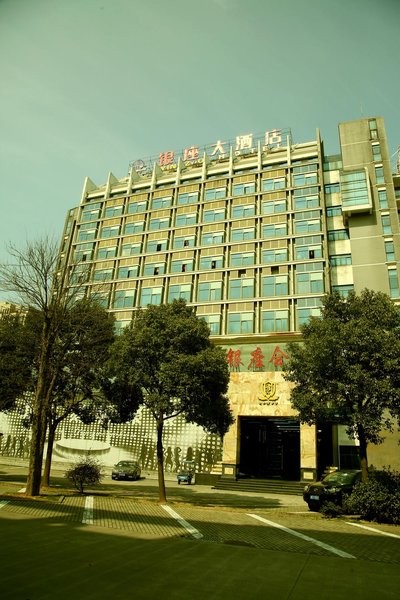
(226, 345, 289, 372)
(248, 347, 265, 371)
(226, 348, 244, 371)
(268, 346, 289, 370)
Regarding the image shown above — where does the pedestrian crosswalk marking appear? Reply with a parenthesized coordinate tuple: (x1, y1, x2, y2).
(247, 513, 356, 559)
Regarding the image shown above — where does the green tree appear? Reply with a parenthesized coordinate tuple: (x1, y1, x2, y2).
(0, 238, 92, 495)
(107, 299, 233, 502)
(0, 312, 31, 412)
(285, 290, 400, 482)
(41, 299, 116, 487)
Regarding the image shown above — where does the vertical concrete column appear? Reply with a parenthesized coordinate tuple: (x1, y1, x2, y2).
(300, 422, 317, 482)
(222, 417, 239, 479)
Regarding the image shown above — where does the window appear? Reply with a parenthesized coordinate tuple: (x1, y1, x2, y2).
(262, 275, 288, 296)
(198, 281, 222, 302)
(93, 268, 113, 282)
(328, 229, 349, 241)
(121, 242, 141, 256)
(231, 227, 255, 242)
(140, 286, 163, 306)
(375, 165, 384, 185)
(296, 271, 324, 294)
(340, 170, 370, 208)
(262, 177, 285, 191)
(295, 238, 322, 260)
(149, 217, 170, 230)
(114, 320, 131, 335)
(388, 268, 399, 298)
(90, 292, 109, 309)
(297, 306, 321, 325)
(143, 262, 165, 276)
(385, 240, 395, 262)
(230, 252, 254, 267)
(203, 208, 225, 222)
(81, 204, 101, 221)
(201, 232, 224, 245)
(332, 284, 354, 297)
(232, 204, 255, 218)
(75, 243, 94, 262)
(378, 189, 388, 209)
(104, 205, 123, 218)
(369, 119, 378, 140)
(294, 210, 321, 234)
(262, 248, 287, 263)
(113, 289, 136, 308)
(329, 254, 352, 266)
(229, 278, 254, 299)
(199, 255, 224, 270)
(293, 172, 318, 187)
(262, 310, 289, 332)
(324, 183, 340, 194)
(171, 259, 193, 273)
(178, 191, 199, 205)
(201, 315, 221, 335)
(232, 182, 256, 196)
(326, 206, 342, 217)
(371, 143, 382, 162)
(168, 284, 191, 302)
(127, 200, 147, 214)
(227, 312, 254, 334)
(204, 187, 226, 201)
(147, 239, 168, 252)
(124, 222, 143, 235)
(101, 225, 121, 238)
(293, 186, 319, 210)
(381, 214, 392, 235)
(176, 212, 197, 227)
(78, 224, 97, 241)
(118, 265, 138, 278)
(262, 199, 286, 214)
(152, 196, 172, 209)
(263, 223, 287, 238)
(174, 235, 195, 249)
(97, 246, 117, 259)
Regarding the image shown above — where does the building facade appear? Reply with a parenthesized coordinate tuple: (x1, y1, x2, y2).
(57, 117, 400, 480)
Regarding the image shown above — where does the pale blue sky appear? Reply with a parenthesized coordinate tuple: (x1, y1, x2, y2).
(0, 0, 399, 294)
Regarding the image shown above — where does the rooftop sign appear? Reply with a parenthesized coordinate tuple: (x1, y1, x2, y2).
(129, 128, 291, 177)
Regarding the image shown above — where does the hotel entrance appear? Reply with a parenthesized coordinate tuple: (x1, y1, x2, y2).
(239, 417, 300, 480)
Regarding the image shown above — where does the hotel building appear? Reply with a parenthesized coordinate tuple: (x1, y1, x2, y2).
(58, 117, 400, 481)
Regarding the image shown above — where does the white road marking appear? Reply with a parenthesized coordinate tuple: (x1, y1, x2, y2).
(18, 488, 26, 493)
(0, 500, 10, 509)
(346, 521, 400, 539)
(161, 504, 203, 539)
(82, 496, 94, 524)
(247, 513, 356, 559)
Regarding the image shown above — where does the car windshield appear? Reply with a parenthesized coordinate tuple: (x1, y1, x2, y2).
(117, 462, 135, 468)
(323, 471, 358, 485)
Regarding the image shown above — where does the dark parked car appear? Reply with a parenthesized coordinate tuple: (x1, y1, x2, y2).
(303, 469, 362, 511)
(112, 460, 141, 481)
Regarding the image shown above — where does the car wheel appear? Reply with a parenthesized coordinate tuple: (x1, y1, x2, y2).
(307, 502, 319, 512)
(178, 480, 181, 485)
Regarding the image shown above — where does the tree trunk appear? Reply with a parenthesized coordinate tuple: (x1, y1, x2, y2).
(25, 318, 53, 496)
(357, 423, 369, 482)
(25, 399, 47, 496)
(156, 417, 167, 503)
(42, 422, 57, 488)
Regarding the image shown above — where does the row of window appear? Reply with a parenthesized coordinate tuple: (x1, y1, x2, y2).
(78, 216, 327, 244)
(90, 271, 325, 306)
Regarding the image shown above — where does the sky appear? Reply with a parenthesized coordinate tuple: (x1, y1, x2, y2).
(0, 0, 399, 299)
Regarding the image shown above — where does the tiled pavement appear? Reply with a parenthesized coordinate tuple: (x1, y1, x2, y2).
(0, 484, 399, 564)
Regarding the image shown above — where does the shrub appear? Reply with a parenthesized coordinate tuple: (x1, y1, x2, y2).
(320, 501, 343, 518)
(65, 456, 103, 494)
(344, 468, 400, 525)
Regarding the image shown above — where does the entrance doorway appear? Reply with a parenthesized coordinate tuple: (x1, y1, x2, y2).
(239, 417, 300, 480)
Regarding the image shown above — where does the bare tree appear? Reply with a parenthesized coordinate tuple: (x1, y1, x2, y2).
(0, 238, 82, 495)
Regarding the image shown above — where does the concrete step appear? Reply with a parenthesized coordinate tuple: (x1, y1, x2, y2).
(213, 478, 304, 496)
